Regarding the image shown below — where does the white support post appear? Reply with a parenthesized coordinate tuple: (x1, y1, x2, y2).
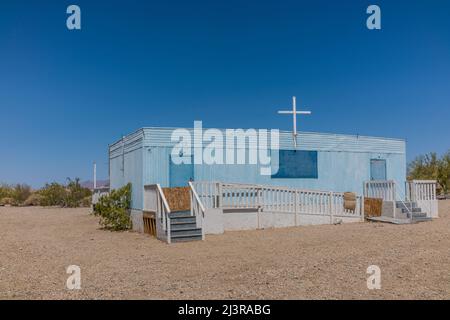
(392, 182, 396, 219)
(93, 162, 97, 190)
(167, 214, 171, 244)
(329, 192, 333, 224)
(361, 195, 365, 221)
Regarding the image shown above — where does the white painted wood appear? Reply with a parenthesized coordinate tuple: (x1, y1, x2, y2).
(277, 96, 311, 147)
(192, 181, 363, 218)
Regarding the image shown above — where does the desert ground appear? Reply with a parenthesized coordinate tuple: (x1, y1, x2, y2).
(0, 201, 449, 300)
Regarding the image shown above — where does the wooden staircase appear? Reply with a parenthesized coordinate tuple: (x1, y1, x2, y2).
(143, 183, 205, 244)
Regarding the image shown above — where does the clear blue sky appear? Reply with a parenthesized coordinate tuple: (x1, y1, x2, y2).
(1, 0, 449, 187)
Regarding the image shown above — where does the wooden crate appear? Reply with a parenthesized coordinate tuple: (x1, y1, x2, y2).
(143, 211, 157, 237)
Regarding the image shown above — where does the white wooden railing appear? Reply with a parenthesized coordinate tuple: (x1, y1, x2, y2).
(144, 184, 172, 243)
(406, 180, 438, 218)
(364, 180, 412, 220)
(406, 180, 437, 201)
(91, 187, 109, 206)
(192, 181, 363, 218)
(188, 181, 206, 240)
(363, 180, 396, 201)
(364, 179, 439, 219)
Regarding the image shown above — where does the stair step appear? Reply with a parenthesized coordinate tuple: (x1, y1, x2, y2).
(412, 216, 432, 222)
(396, 202, 417, 208)
(169, 211, 191, 218)
(171, 228, 202, 237)
(171, 235, 203, 242)
(399, 207, 422, 212)
(167, 211, 203, 243)
(401, 207, 422, 213)
(170, 216, 196, 224)
(170, 222, 197, 231)
(412, 212, 427, 218)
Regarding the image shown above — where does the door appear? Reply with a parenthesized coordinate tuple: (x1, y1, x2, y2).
(370, 159, 387, 180)
(169, 155, 194, 187)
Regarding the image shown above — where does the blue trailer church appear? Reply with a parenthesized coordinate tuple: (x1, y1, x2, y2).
(109, 126, 406, 209)
(105, 120, 438, 243)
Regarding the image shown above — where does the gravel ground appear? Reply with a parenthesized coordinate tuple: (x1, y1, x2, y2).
(1, 201, 449, 300)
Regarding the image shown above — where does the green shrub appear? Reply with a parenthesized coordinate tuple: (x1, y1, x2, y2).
(11, 184, 32, 205)
(93, 183, 132, 231)
(64, 178, 92, 207)
(39, 178, 92, 207)
(408, 150, 450, 194)
(39, 182, 67, 206)
(0, 184, 13, 200)
(81, 195, 92, 207)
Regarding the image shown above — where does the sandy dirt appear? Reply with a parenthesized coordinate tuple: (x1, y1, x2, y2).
(0, 201, 449, 300)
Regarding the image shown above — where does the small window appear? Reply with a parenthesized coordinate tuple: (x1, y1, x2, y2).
(272, 150, 318, 179)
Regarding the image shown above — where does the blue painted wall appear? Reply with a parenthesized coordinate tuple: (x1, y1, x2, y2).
(110, 127, 407, 210)
(109, 130, 144, 210)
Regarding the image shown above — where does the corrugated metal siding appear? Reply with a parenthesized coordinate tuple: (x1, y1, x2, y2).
(110, 127, 407, 210)
(137, 146, 406, 195)
(141, 127, 405, 154)
(143, 146, 170, 187)
(109, 133, 144, 210)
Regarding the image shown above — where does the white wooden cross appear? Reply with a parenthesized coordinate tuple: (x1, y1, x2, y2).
(277, 96, 311, 147)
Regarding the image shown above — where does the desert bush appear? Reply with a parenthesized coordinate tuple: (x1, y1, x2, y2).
(81, 195, 92, 207)
(408, 150, 450, 194)
(64, 178, 91, 207)
(39, 178, 92, 207)
(0, 184, 13, 200)
(0, 197, 17, 206)
(23, 193, 43, 206)
(10, 184, 32, 205)
(93, 183, 131, 231)
(39, 182, 67, 206)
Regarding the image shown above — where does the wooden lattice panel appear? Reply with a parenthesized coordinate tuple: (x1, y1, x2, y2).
(143, 212, 156, 237)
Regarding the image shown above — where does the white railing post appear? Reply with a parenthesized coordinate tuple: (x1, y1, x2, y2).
(188, 181, 206, 240)
(360, 195, 365, 221)
(392, 181, 396, 219)
(329, 192, 333, 224)
(166, 211, 171, 244)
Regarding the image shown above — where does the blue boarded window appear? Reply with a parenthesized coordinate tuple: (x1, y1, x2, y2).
(271, 150, 318, 179)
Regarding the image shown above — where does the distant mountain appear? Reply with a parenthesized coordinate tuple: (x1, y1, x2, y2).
(81, 180, 109, 190)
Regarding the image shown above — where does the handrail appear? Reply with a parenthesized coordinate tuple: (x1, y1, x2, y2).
(189, 181, 206, 240)
(188, 181, 206, 213)
(144, 184, 172, 243)
(392, 181, 412, 221)
(156, 184, 171, 214)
